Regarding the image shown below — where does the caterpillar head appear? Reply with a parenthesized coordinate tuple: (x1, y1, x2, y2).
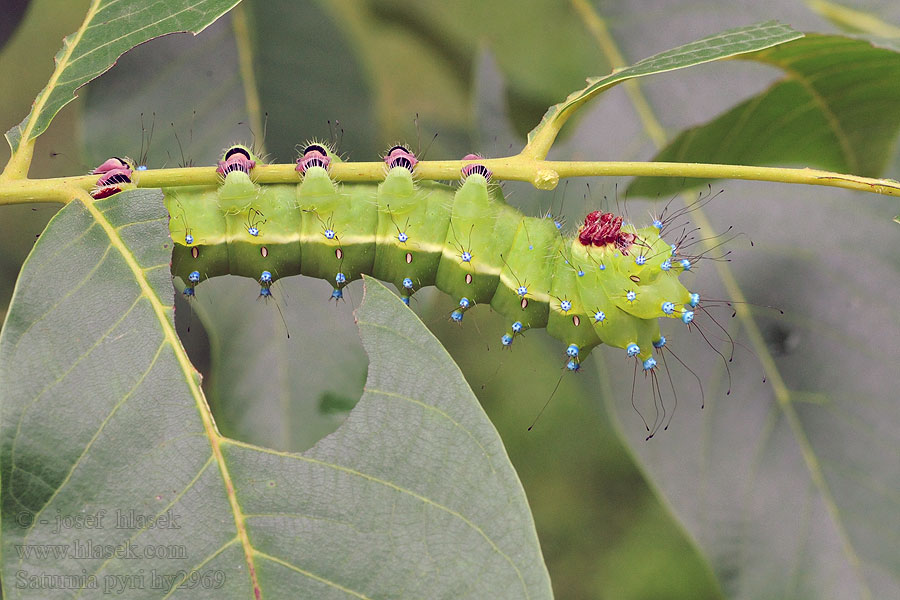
(384, 145, 417, 171)
(296, 143, 333, 175)
(216, 144, 257, 177)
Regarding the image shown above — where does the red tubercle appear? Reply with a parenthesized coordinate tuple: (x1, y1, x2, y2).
(90, 186, 123, 199)
(577, 211, 634, 254)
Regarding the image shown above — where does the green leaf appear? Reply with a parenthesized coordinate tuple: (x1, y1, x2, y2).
(81, 8, 373, 452)
(629, 34, 900, 196)
(230, 277, 552, 598)
(4, 0, 240, 154)
(0, 189, 259, 597)
(0, 195, 551, 597)
(526, 20, 804, 150)
(195, 277, 368, 452)
(604, 180, 900, 599)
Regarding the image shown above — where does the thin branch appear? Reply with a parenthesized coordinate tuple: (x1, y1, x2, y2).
(1, 156, 899, 207)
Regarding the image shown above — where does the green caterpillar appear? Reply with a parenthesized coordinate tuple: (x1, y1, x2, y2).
(154, 144, 698, 372)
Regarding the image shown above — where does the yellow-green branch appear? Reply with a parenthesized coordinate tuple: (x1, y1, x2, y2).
(1, 156, 899, 206)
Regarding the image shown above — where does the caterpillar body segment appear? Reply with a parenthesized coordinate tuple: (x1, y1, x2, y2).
(434, 174, 518, 307)
(165, 147, 696, 364)
(295, 167, 378, 287)
(373, 167, 451, 299)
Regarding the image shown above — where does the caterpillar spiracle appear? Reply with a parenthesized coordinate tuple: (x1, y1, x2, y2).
(94, 144, 702, 380)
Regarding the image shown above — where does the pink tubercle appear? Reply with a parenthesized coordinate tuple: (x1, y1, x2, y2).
(296, 144, 331, 174)
(460, 153, 492, 180)
(90, 167, 133, 199)
(216, 152, 256, 177)
(384, 145, 417, 170)
(92, 157, 132, 175)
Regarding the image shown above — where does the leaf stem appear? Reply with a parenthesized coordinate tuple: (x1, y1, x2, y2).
(1, 157, 899, 206)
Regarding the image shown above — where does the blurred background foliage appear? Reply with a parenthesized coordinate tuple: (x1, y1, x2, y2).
(3, 0, 900, 598)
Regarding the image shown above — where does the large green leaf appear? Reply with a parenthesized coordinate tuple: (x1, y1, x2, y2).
(82, 6, 372, 451)
(0, 189, 257, 598)
(0, 190, 550, 597)
(561, 3, 900, 598)
(604, 180, 900, 599)
(195, 276, 368, 452)
(4, 0, 240, 154)
(526, 20, 804, 149)
(629, 34, 900, 196)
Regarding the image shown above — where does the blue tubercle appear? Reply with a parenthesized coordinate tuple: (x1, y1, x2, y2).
(643, 357, 657, 370)
(671, 244, 678, 256)
(398, 232, 408, 242)
(635, 255, 647, 266)
(512, 321, 523, 333)
(626, 290, 637, 303)
(248, 227, 259, 237)
(566, 360, 580, 372)
(183, 287, 194, 297)
(577, 270, 585, 277)
(402, 277, 414, 289)
(501, 334, 513, 346)
(682, 310, 694, 324)
(331, 289, 343, 300)
(566, 344, 579, 358)
(402, 297, 410, 305)
(661, 301, 675, 315)
(137, 165, 148, 171)
(335, 272, 346, 285)
(451, 310, 464, 323)
(661, 259, 671, 271)
(680, 258, 691, 271)
(626, 343, 640, 358)
(461, 251, 472, 262)
(560, 300, 572, 312)
(259, 287, 272, 298)
(653, 336, 667, 349)
(185, 234, 194, 245)
(599, 264, 606, 271)
(593, 311, 606, 323)
(459, 297, 471, 309)
(689, 293, 700, 307)
(653, 219, 663, 229)
(188, 271, 200, 283)
(324, 229, 336, 240)
(516, 286, 528, 297)
(260, 271, 272, 284)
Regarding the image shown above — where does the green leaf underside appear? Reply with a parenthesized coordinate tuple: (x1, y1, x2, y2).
(629, 34, 900, 197)
(0, 190, 550, 598)
(526, 20, 803, 146)
(4, 0, 240, 153)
